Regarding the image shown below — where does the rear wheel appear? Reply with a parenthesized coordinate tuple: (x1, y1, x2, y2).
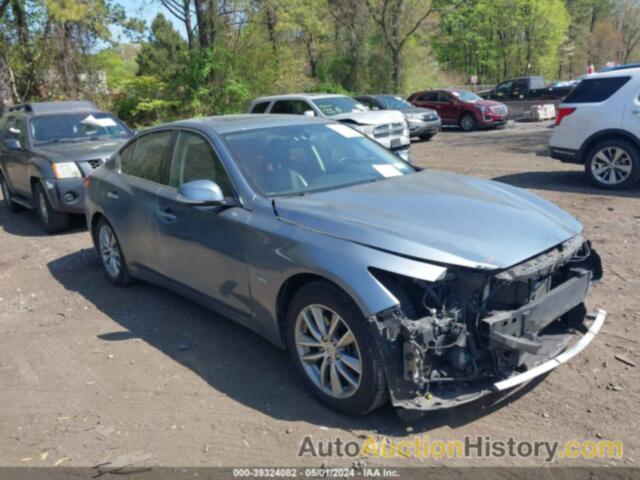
(585, 139, 640, 190)
(286, 281, 387, 415)
(0, 174, 22, 213)
(459, 113, 477, 132)
(34, 182, 69, 233)
(95, 218, 133, 286)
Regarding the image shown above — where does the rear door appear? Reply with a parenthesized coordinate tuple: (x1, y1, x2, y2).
(2, 117, 30, 196)
(105, 130, 174, 272)
(154, 129, 252, 316)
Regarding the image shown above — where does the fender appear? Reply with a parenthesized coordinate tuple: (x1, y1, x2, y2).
(578, 128, 640, 161)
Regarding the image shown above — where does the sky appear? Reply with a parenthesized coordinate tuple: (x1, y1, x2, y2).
(112, 0, 187, 42)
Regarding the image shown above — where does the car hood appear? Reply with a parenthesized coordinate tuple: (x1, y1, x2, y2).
(331, 109, 405, 125)
(274, 170, 582, 270)
(31, 138, 127, 163)
(399, 107, 437, 115)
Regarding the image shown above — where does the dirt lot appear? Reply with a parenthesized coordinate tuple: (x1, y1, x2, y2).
(0, 121, 638, 469)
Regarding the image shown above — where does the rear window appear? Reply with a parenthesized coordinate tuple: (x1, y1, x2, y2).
(251, 101, 270, 114)
(564, 76, 630, 103)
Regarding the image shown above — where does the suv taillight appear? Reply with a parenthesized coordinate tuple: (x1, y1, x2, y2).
(555, 107, 576, 126)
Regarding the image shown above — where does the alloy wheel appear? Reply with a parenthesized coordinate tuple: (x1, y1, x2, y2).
(294, 304, 362, 399)
(99, 224, 121, 279)
(460, 115, 475, 131)
(591, 147, 633, 186)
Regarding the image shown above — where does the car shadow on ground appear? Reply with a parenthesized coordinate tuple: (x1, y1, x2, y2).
(494, 170, 640, 198)
(47, 249, 546, 437)
(0, 205, 86, 237)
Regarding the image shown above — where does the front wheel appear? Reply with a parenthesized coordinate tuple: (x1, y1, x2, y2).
(585, 139, 640, 190)
(459, 113, 477, 132)
(34, 182, 69, 233)
(286, 281, 387, 415)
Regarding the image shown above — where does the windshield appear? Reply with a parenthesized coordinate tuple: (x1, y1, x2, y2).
(453, 90, 482, 102)
(312, 97, 367, 117)
(30, 112, 131, 145)
(223, 123, 416, 197)
(377, 96, 412, 110)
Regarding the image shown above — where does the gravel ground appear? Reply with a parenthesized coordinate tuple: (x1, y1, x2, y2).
(0, 121, 638, 469)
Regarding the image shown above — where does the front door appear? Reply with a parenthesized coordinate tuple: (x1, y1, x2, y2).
(155, 130, 252, 316)
(3, 117, 31, 196)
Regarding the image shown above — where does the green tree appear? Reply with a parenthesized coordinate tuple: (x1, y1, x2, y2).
(137, 13, 187, 79)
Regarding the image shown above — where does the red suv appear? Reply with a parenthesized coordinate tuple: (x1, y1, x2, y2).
(408, 88, 508, 132)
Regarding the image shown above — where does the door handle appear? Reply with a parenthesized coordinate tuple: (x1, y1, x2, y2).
(157, 208, 177, 222)
(632, 109, 640, 115)
(107, 191, 119, 201)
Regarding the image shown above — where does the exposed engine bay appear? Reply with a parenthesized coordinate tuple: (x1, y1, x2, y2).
(368, 235, 603, 411)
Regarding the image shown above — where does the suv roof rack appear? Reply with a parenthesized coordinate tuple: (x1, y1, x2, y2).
(8, 101, 98, 115)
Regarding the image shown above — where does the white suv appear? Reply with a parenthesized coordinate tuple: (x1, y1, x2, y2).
(248, 94, 411, 161)
(550, 67, 640, 189)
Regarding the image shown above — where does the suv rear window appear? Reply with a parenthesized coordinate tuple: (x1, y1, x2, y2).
(564, 76, 630, 103)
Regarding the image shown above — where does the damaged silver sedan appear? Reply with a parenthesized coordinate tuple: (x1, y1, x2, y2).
(85, 115, 604, 416)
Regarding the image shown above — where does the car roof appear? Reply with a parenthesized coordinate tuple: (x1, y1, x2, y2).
(8, 101, 99, 116)
(251, 93, 344, 103)
(588, 66, 640, 78)
(157, 114, 332, 134)
(598, 63, 640, 73)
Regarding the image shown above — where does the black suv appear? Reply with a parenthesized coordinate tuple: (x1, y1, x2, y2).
(0, 101, 132, 233)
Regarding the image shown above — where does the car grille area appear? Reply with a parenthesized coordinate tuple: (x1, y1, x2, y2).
(85, 159, 103, 169)
(373, 123, 405, 138)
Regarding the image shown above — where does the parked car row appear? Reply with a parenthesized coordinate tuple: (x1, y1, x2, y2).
(0, 85, 609, 418)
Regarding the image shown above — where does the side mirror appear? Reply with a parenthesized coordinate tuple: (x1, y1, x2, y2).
(4, 138, 21, 151)
(177, 179, 225, 206)
(303, 110, 316, 117)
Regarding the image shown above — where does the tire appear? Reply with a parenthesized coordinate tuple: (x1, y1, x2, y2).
(34, 182, 69, 233)
(459, 113, 477, 132)
(0, 174, 22, 213)
(585, 139, 640, 190)
(95, 217, 133, 286)
(285, 281, 387, 415)
(418, 133, 434, 141)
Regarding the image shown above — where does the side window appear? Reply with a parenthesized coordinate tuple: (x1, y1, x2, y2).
(251, 101, 270, 114)
(170, 131, 234, 197)
(271, 100, 312, 115)
(118, 141, 136, 165)
(564, 77, 631, 103)
(496, 81, 514, 94)
(437, 92, 452, 103)
(418, 92, 437, 102)
(122, 130, 172, 184)
(6, 117, 27, 146)
(357, 98, 374, 109)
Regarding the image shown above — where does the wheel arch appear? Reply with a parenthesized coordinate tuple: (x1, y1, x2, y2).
(579, 129, 640, 162)
(275, 273, 353, 347)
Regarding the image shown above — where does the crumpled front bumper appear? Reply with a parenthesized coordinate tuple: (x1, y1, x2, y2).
(494, 308, 605, 391)
(368, 240, 604, 414)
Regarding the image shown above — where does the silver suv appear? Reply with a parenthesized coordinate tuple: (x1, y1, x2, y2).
(248, 94, 411, 161)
